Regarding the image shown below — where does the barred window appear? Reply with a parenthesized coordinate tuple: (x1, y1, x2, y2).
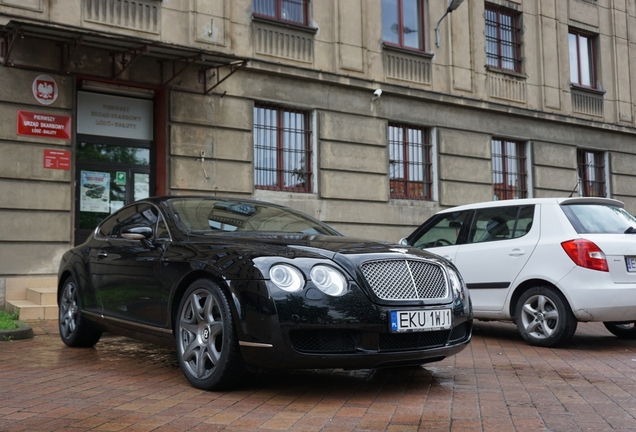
(492, 139, 527, 200)
(388, 124, 431, 200)
(382, 0, 426, 51)
(577, 149, 605, 197)
(253, 0, 309, 26)
(485, 5, 522, 72)
(254, 105, 312, 193)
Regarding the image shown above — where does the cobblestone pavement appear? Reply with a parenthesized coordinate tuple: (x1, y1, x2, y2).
(2, 320, 636, 431)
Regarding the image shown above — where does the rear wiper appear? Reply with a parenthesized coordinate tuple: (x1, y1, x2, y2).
(625, 227, 636, 234)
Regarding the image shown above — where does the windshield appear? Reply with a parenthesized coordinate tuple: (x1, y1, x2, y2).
(167, 198, 341, 236)
(561, 203, 636, 234)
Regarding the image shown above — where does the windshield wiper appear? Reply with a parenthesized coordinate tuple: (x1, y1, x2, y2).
(625, 227, 636, 234)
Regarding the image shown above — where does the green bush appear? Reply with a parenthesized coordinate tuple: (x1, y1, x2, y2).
(0, 311, 20, 330)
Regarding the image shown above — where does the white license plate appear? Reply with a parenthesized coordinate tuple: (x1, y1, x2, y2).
(389, 309, 452, 333)
(627, 257, 636, 272)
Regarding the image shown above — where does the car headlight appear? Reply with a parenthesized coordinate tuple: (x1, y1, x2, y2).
(270, 264, 304, 292)
(310, 265, 347, 296)
(448, 267, 466, 301)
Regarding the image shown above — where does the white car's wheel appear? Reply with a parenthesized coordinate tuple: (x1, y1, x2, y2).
(175, 279, 248, 390)
(603, 322, 636, 339)
(515, 286, 577, 348)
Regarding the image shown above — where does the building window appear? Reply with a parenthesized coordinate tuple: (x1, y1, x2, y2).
(569, 30, 597, 88)
(382, 0, 425, 51)
(492, 138, 527, 200)
(388, 124, 431, 200)
(577, 149, 606, 197)
(254, 104, 312, 193)
(485, 5, 522, 72)
(252, 0, 309, 26)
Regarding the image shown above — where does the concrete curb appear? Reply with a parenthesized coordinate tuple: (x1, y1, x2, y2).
(0, 321, 35, 341)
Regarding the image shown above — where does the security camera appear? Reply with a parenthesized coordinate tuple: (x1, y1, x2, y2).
(372, 88, 382, 101)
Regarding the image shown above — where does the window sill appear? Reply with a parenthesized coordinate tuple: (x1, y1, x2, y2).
(570, 83, 605, 96)
(382, 43, 434, 59)
(486, 65, 527, 79)
(252, 15, 317, 34)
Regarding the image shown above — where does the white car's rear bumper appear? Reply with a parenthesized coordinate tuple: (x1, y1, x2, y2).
(560, 267, 636, 322)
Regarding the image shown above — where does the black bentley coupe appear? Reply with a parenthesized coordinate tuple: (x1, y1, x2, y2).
(58, 196, 472, 390)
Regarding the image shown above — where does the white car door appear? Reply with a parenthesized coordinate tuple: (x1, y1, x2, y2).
(408, 210, 471, 264)
(454, 205, 540, 314)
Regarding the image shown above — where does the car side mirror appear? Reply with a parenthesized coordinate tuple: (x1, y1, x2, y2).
(121, 225, 153, 241)
(399, 238, 408, 246)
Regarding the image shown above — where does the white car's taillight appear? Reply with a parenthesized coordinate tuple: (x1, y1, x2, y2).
(561, 239, 609, 272)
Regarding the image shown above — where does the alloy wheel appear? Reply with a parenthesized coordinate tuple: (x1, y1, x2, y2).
(519, 294, 560, 339)
(178, 288, 225, 380)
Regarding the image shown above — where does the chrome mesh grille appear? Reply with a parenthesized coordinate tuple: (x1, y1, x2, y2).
(360, 259, 448, 301)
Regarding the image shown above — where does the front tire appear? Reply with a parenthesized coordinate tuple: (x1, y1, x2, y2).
(175, 279, 247, 390)
(603, 322, 636, 339)
(58, 276, 102, 347)
(515, 286, 577, 348)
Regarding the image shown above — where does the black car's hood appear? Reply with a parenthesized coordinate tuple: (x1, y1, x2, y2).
(185, 232, 443, 262)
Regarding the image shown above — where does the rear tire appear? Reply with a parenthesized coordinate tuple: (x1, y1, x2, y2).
(603, 322, 636, 339)
(58, 276, 102, 347)
(515, 286, 577, 348)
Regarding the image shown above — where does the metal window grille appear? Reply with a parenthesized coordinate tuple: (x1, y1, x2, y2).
(254, 105, 312, 193)
(569, 31, 597, 88)
(577, 149, 605, 197)
(381, 0, 425, 50)
(492, 139, 527, 200)
(388, 124, 431, 200)
(253, 0, 308, 26)
(485, 5, 522, 72)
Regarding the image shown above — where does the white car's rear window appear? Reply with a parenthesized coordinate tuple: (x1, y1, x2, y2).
(561, 204, 636, 234)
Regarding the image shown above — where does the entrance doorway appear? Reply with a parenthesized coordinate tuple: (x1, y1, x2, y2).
(74, 88, 155, 245)
(75, 137, 154, 244)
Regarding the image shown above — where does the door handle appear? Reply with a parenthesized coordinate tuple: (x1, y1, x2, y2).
(509, 249, 525, 257)
(98, 252, 108, 259)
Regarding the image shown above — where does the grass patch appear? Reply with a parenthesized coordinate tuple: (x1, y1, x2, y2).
(0, 310, 20, 330)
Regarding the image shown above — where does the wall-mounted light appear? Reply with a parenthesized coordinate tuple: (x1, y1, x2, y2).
(435, 0, 466, 48)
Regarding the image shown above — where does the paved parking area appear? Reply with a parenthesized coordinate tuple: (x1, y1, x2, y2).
(1, 320, 636, 432)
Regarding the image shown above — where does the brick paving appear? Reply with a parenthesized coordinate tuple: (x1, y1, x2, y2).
(1, 320, 636, 431)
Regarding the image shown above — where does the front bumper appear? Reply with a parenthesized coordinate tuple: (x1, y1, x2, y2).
(233, 280, 472, 370)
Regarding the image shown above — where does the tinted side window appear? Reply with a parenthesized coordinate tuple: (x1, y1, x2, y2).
(156, 214, 170, 240)
(469, 205, 534, 243)
(412, 211, 470, 248)
(111, 204, 159, 238)
(96, 206, 138, 239)
(514, 206, 535, 238)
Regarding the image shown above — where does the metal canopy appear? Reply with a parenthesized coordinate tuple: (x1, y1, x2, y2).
(0, 20, 248, 94)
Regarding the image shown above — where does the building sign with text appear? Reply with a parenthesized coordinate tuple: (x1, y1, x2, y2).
(76, 91, 153, 140)
(17, 111, 71, 140)
(43, 149, 71, 170)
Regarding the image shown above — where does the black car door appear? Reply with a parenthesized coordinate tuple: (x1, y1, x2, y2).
(91, 203, 165, 326)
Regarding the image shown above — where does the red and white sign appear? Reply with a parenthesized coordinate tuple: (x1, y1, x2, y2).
(43, 149, 71, 170)
(32, 74, 58, 105)
(17, 110, 71, 140)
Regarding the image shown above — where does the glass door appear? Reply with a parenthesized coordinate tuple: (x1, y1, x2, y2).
(75, 137, 153, 245)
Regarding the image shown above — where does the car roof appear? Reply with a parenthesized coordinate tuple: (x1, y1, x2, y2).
(437, 196, 625, 214)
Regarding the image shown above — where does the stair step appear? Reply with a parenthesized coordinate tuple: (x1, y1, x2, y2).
(6, 276, 57, 301)
(7, 300, 59, 321)
(26, 287, 57, 306)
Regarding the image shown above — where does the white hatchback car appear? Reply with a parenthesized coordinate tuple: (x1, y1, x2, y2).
(401, 197, 636, 347)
